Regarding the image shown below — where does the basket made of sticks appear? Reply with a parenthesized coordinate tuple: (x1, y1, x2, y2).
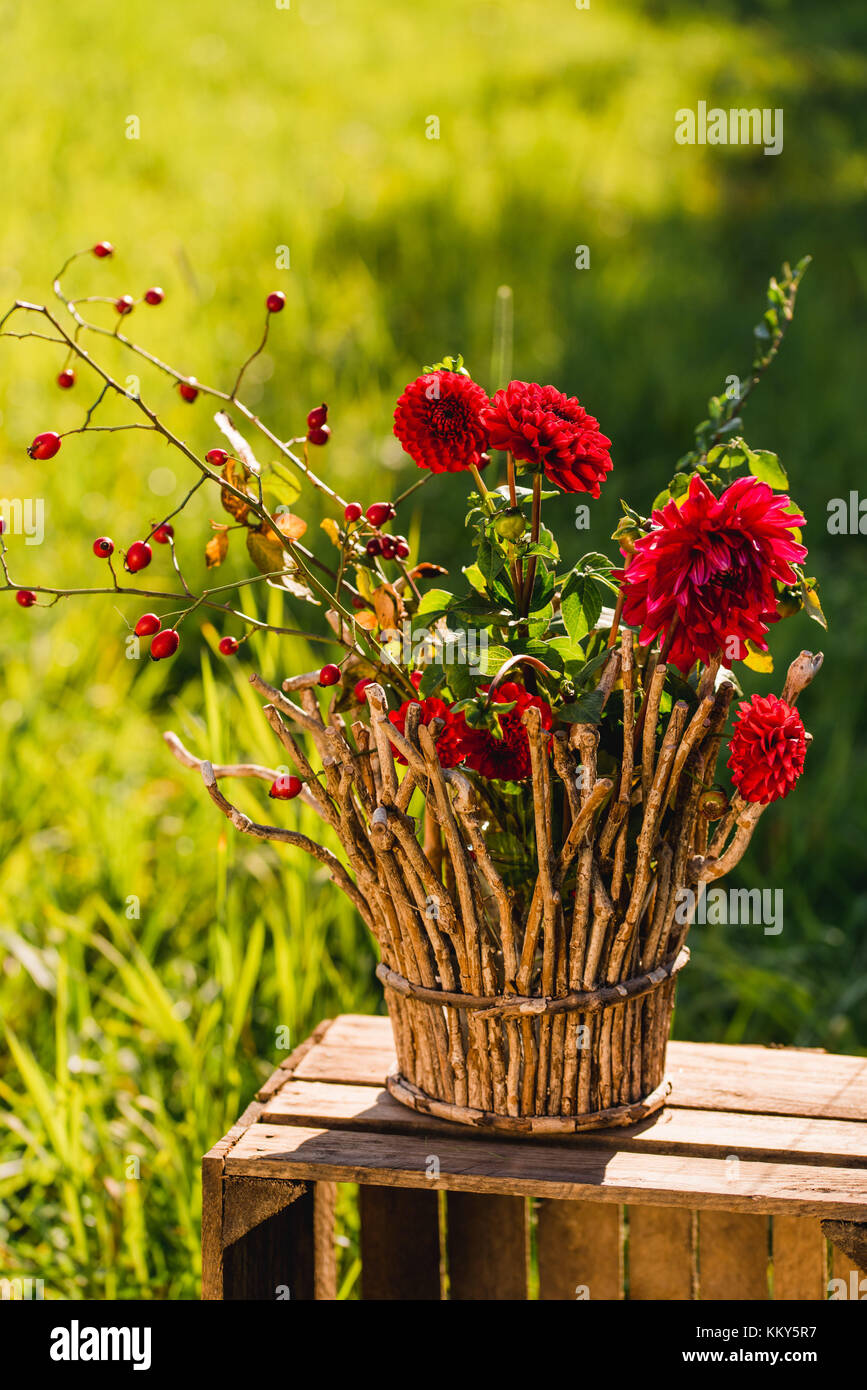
(378, 947, 688, 1133)
(177, 641, 821, 1135)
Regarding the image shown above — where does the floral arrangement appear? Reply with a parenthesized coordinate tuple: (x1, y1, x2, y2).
(1, 248, 824, 1130)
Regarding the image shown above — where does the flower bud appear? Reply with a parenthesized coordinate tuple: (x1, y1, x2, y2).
(494, 507, 526, 542)
(698, 786, 730, 820)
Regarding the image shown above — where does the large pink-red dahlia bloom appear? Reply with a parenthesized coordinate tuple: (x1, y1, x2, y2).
(617, 474, 806, 673)
(727, 693, 807, 803)
(393, 370, 490, 473)
(480, 381, 613, 496)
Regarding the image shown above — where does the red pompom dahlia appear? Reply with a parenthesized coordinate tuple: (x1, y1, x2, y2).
(462, 682, 554, 783)
(617, 474, 806, 673)
(480, 382, 613, 497)
(393, 370, 490, 473)
(727, 693, 807, 804)
(389, 696, 483, 769)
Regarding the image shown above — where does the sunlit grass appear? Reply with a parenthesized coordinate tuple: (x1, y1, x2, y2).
(1, 0, 865, 1298)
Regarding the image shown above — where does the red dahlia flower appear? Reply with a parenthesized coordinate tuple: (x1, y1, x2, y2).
(727, 693, 807, 804)
(462, 681, 554, 783)
(617, 474, 806, 673)
(389, 696, 483, 769)
(480, 381, 613, 497)
(393, 370, 490, 473)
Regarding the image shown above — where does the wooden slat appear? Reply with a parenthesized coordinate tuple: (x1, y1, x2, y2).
(224, 1123, 867, 1219)
(295, 1016, 867, 1122)
(772, 1216, 826, 1301)
(294, 1013, 395, 1087)
(262, 1079, 867, 1167)
(628, 1205, 694, 1299)
(669, 1043, 867, 1122)
(699, 1211, 769, 1300)
(446, 1194, 527, 1299)
(537, 1200, 621, 1300)
(222, 1181, 318, 1300)
(359, 1186, 441, 1300)
(830, 1243, 866, 1300)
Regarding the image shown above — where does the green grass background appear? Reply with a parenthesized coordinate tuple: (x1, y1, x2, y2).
(1, 0, 865, 1298)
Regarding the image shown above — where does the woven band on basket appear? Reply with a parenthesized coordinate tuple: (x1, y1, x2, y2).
(376, 944, 689, 1020)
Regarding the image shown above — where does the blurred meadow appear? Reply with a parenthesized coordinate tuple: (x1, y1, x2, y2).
(1, 0, 865, 1298)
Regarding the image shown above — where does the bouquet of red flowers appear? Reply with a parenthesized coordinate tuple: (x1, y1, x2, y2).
(1, 249, 823, 1131)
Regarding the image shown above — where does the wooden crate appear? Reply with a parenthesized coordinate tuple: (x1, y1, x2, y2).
(202, 1015, 867, 1300)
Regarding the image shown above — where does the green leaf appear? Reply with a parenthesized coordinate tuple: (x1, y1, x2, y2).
(477, 644, 514, 677)
(560, 574, 605, 645)
(462, 563, 486, 594)
(548, 635, 584, 665)
(418, 663, 445, 698)
(417, 587, 454, 616)
(557, 689, 606, 725)
(262, 461, 302, 507)
(445, 661, 481, 700)
(748, 449, 789, 490)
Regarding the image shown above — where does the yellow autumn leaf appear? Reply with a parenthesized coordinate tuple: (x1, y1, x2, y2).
(355, 610, 378, 631)
(320, 517, 342, 548)
(274, 510, 307, 541)
(742, 640, 773, 674)
(246, 525, 287, 575)
(204, 530, 229, 569)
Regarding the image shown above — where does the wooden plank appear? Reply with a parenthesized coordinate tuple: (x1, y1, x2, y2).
(222, 1180, 318, 1300)
(772, 1216, 827, 1301)
(262, 1079, 867, 1167)
(293, 1016, 867, 1122)
(537, 1200, 621, 1300)
(224, 1123, 867, 1219)
(665, 1043, 867, 1122)
(359, 1186, 441, 1300)
(201, 1150, 225, 1301)
(628, 1205, 694, 1299)
(699, 1211, 769, 1300)
(446, 1194, 527, 1299)
(829, 1241, 866, 1299)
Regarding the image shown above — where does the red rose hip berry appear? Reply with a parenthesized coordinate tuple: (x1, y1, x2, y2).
(57, 369, 75, 389)
(150, 629, 180, 660)
(178, 379, 199, 403)
(353, 678, 373, 702)
(307, 403, 328, 431)
(115, 295, 135, 315)
(135, 613, 161, 637)
(266, 291, 286, 313)
(206, 448, 229, 466)
(307, 425, 330, 446)
(93, 241, 114, 258)
(365, 501, 393, 527)
(16, 589, 37, 607)
(394, 537, 410, 560)
(318, 664, 341, 687)
(152, 523, 174, 544)
(219, 636, 239, 656)
(93, 536, 114, 558)
(124, 541, 152, 573)
(269, 774, 303, 800)
(344, 501, 362, 523)
(28, 432, 62, 460)
(144, 287, 164, 305)
(365, 536, 383, 557)
(381, 537, 397, 560)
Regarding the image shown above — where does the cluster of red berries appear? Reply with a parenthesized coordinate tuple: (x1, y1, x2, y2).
(343, 499, 408, 563)
(307, 402, 329, 447)
(132, 612, 179, 660)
